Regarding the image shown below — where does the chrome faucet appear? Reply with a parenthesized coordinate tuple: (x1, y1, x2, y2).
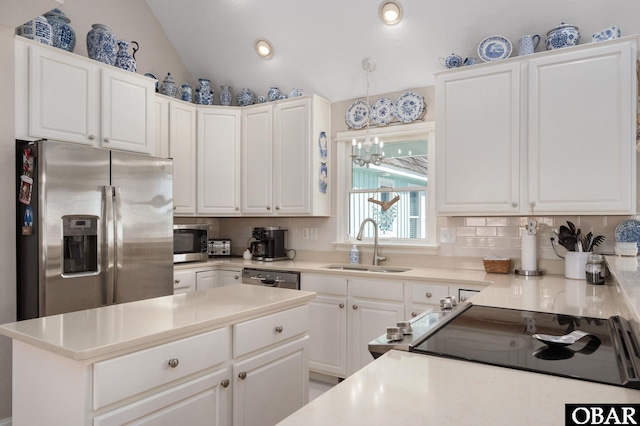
(356, 218, 386, 266)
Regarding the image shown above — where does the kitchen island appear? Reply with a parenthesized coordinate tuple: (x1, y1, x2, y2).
(0, 284, 315, 425)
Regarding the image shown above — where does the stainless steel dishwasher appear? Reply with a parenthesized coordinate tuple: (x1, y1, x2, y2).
(241, 268, 300, 289)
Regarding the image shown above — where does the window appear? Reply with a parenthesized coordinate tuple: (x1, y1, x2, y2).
(336, 122, 436, 247)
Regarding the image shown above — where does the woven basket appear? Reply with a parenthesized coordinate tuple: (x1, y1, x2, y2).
(483, 258, 511, 274)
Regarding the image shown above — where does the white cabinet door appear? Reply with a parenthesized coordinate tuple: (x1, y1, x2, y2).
(100, 67, 154, 154)
(218, 269, 241, 286)
(196, 270, 218, 291)
(197, 108, 242, 215)
(274, 98, 311, 214)
(170, 101, 197, 215)
(154, 95, 170, 158)
(232, 336, 308, 426)
(527, 42, 636, 214)
(174, 269, 196, 294)
(242, 105, 273, 215)
(348, 298, 404, 374)
(307, 294, 347, 377)
(28, 44, 99, 145)
(436, 62, 521, 215)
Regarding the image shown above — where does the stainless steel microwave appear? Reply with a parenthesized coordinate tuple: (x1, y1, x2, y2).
(173, 224, 208, 263)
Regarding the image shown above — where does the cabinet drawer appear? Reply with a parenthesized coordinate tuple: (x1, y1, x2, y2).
(94, 328, 228, 409)
(301, 274, 347, 296)
(350, 279, 403, 302)
(233, 305, 309, 358)
(411, 283, 449, 305)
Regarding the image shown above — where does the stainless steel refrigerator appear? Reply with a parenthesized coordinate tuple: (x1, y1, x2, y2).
(16, 139, 174, 320)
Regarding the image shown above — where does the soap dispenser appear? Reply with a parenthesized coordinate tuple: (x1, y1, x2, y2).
(349, 244, 360, 264)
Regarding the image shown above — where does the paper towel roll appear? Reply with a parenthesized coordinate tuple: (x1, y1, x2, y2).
(521, 234, 537, 271)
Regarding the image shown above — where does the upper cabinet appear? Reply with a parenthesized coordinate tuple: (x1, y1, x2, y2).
(169, 101, 197, 215)
(242, 95, 331, 216)
(15, 37, 155, 155)
(436, 37, 638, 216)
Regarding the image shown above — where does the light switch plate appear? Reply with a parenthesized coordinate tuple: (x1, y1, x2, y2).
(302, 228, 309, 240)
(310, 228, 317, 240)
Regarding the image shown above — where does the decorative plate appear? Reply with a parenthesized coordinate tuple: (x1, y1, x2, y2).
(478, 36, 512, 62)
(394, 91, 424, 123)
(615, 219, 640, 248)
(345, 100, 370, 129)
(370, 98, 395, 126)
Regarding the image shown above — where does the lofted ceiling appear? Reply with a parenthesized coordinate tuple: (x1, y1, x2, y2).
(146, 0, 640, 103)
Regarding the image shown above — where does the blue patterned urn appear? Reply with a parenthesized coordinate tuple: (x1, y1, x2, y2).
(237, 88, 255, 106)
(545, 22, 580, 50)
(159, 73, 178, 97)
(180, 84, 192, 102)
(267, 86, 279, 102)
(44, 9, 75, 52)
(114, 40, 136, 72)
(220, 85, 232, 106)
(17, 16, 52, 46)
(195, 79, 214, 105)
(87, 24, 117, 65)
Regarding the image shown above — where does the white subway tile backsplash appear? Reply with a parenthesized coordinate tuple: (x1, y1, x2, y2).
(465, 217, 486, 227)
(486, 217, 508, 226)
(457, 227, 476, 237)
(477, 227, 496, 237)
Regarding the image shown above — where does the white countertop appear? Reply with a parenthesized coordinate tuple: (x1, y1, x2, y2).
(279, 350, 640, 426)
(0, 284, 315, 360)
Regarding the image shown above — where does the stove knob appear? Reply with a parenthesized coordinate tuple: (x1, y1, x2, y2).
(440, 299, 453, 310)
(397, 321, 413, 335)
(386, 326, 402, 342)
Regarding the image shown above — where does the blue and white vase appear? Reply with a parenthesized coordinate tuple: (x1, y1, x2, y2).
(220, 85, 232, 106)
(289, 88, 303, 97)
(180, 83, 192, 103)
(195, 79, 214, 105)
(545, 22, 580, 50)
(237, 88, 255, 106)
(44, 9, 75, 52)
(114, 40, 136, 72)
(159, 73, 178, 97)
(267, 86, 279, 102)
(17, 16, 52, 46)
(257, 96, 266, 103)
(87, 24, 117, 65)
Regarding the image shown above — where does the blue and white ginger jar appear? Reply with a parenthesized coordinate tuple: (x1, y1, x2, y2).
(114, 40, 136, 72)
(237, 88, 255, 106)
(195, 79, 214, 105)
(220, 85, 232, 106)
(87, 24, 117, 65)
(267, 86, 279, 102)
(44, 9, 75, 52)
(17, 16, 52, 46)
(159, 73, 178, 97)
(545, 22, 580, 50)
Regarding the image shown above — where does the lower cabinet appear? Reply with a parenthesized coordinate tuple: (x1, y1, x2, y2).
(218, 269, 242, 286)
(196, 270, 218, 291)
(174, 268, 197, 294)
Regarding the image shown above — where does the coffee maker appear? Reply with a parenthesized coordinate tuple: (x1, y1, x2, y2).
(250, 227, 288, 261)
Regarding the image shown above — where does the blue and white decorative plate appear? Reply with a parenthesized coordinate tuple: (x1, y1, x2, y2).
(615, 220, 640, 248)
(478, 36, 512, 62)
(345, 100, 370, 129)
(370, 98, 395, 126)
(394, 92, 424, 123)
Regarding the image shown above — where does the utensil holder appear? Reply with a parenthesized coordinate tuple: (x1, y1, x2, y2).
(564, 252, 590, 279)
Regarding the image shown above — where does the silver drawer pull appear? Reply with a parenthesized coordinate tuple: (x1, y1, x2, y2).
(426, 292, 432, 298)
(339, 303, 345, 309)
(275, 326, 283, 333)
(352, 305, 358, 310)
(168, 358, 179, 368)
(174, 279, 180, 284)
(221, 379, 230, 388)
(411, 312, 418, 317)
(239, 371, 247, 380)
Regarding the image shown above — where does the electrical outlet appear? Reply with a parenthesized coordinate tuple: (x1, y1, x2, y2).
(245, 226, 252, 238)
(310, 228, 318, 240)
(440, 227, 456, 244)
(302, 228, 309, 240)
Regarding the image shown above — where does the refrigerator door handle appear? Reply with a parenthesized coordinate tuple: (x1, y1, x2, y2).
(113, 186, 123, 303)
(103, 185, 116, 306)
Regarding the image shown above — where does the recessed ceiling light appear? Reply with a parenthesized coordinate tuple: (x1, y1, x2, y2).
(378, 1, 403, 25)
(255, 39, 273, 59)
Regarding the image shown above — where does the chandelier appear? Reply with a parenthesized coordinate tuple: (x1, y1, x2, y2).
(350, 57, 384, 168)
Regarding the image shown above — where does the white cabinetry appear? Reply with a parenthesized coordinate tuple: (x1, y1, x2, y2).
(436, 38, 638, 216)
(170, 101, 197, 215)
(16, 37, 154, 154)
(407, 282, 450, 318)
(242, 95, 331, 216)
(154, 95, 170, 158)
(218, 269, 242, 286)
(196, 270, 218, 291)
(197, 107, 243, 215)
(174, 268, 196, 294)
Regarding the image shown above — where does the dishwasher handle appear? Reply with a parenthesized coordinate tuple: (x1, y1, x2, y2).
(249, 276, 285, 286)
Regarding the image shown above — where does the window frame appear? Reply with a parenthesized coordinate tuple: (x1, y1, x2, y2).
(335, 121, 437, 251)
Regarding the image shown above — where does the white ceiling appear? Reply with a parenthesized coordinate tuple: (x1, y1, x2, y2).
(146, 0, 640, 103)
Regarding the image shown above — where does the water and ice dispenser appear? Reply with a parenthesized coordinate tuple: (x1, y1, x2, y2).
(62, 216, 98, 274)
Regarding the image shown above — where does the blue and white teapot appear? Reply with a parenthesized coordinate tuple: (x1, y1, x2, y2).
(438, 53, 463, 69)
(545, 22, 580, 50)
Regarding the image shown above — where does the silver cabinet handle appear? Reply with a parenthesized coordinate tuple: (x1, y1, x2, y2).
(266, 206, 271, 210)
(512, 202, 518, 208)
(461, 296, 468, 302)
(529, 201, 536, 208)
(339, 303, 345, 309)
(426, 292, 432, 298)
(88, 134, 95, 140)
(234, 275, 239, 280)
(275, 326, 283, 333)
(239, 372, 247, 380)
(173, 206, 177, 210)
(352, 305, 358, 310)
(275, 206, 280, 210)
(221, 379, 230, 388)
(174, 279, 180, 284)
(235, 207, 239, 211)
(168, 358, 179, 368)
(104, 137, 110, 143)
(411, 312, 418, 317)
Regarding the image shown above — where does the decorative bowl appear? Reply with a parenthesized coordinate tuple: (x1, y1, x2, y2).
(545, 22, 580, 50)
(592, 26, 621, 43)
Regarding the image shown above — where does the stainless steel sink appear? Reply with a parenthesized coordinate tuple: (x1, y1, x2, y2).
(322, 265, 411, 273)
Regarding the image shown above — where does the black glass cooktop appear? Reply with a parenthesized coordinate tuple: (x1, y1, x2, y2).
(411, 305, 640, 389)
